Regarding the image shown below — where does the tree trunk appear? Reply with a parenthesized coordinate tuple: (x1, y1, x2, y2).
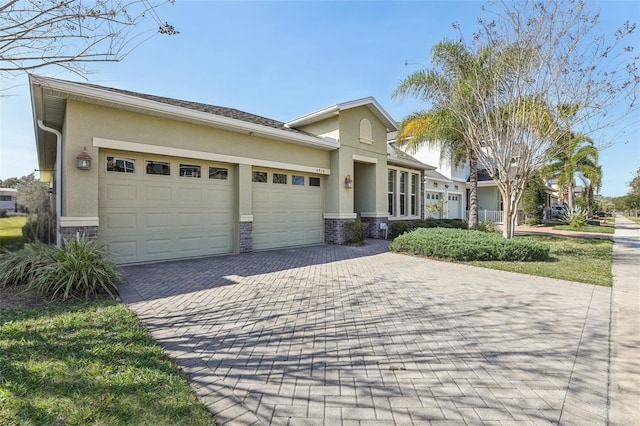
(502, 189, 511, 238)
(587, 185, 594, 216)
(467, 152, 479, 228)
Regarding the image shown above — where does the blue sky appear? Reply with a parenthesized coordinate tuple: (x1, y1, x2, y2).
(1, 0, 638, 196)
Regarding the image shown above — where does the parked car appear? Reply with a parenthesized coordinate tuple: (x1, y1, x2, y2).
(550, 205, 565, 219)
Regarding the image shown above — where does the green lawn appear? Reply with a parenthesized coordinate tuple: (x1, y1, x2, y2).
(469, 234, 613, 286)
(553, 223, 615, 234)
(0, 216, 27, 250)
(0, 300, 215, 425)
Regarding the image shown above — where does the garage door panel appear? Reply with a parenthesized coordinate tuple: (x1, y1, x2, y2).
(107, 241, 137, 260)
(177, 212, 204, 227)
(144, 185, 172, 202)
(178, 187, 203, 203)
(206, 187, 233, 203)
(104, 184, 137, 201)
(144, 212, 172, 229)
(145, 238, 173, 255)
(308, 229, 323, 241)
(208, 235, 232, 250)
(177, 236, 203, 253)
(104, 212, 137, 231)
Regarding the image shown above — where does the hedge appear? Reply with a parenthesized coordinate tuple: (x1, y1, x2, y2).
(390, 227, 550, 261)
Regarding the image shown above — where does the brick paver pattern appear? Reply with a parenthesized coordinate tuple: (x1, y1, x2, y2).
(120, 240, 609, 425)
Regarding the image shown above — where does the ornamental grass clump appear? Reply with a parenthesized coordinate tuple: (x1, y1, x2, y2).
(0, 238, 123, 300)
(390, 228, 550, 262)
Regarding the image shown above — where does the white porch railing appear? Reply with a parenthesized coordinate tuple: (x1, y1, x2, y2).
(465, 210, 504, 224)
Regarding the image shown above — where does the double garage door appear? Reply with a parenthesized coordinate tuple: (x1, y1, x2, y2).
(99, 151, 324, 263)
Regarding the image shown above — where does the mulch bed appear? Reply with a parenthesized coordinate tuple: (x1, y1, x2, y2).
(0, 286, 51, 310)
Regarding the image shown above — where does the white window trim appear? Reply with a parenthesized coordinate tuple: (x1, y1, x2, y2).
(388, 166, 421, 221)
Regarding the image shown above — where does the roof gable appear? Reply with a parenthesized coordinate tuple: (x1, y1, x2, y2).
(285, 97, 399, 131)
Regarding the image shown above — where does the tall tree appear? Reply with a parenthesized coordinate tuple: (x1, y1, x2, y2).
(393, 40, 489, 228)
(0, 0, 177, 77)
(408, 0, 637, 238)
(543, 133, 601, 213)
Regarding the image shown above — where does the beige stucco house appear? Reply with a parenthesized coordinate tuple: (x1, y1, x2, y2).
(30, 75, 432, 263)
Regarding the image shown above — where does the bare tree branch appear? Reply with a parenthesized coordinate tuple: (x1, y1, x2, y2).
(0, 0, 178, 76)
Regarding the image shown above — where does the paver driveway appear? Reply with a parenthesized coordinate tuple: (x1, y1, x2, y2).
(119, 240, 610, 425)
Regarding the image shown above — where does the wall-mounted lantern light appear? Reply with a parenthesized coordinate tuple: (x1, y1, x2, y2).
(444, 184, 450, 189)
(76, 147, 92, 170)
(433, 182, 438, 188)
(455, 185, 459, 190)
(345, 174, 353, 188)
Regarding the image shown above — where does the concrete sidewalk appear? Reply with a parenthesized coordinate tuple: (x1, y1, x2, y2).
(609, 215, 640, 425)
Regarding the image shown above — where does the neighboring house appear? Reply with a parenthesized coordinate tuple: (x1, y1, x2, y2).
(398, 141, 561, 224)
(0, 188, 17, 212)
(392, 140, 468, 220)
(30, 75, 432, 263)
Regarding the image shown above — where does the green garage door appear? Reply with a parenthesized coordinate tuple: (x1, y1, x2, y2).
(99, 151, 235, 263)
(252, 168, 324, 250)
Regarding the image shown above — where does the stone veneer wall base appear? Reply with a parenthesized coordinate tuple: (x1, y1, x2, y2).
(240, 221, 253, 253)
(324, 218, 357, 245)
(360, 217, 389, 240)
(60, 226, 99, 241)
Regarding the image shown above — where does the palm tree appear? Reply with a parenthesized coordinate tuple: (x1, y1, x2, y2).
(543, 133, 600, 213)
(393, 41, 487, 228)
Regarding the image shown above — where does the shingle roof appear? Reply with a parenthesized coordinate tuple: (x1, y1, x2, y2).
(468, 168, 498, 182)
(71, 80, 317, 137)
(387, 143, 432, 170)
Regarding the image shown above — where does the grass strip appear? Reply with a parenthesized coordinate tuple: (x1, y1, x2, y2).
(469, 235, 613, 286)
(552, 224, 615, 234)
(0, 300, 215, 425)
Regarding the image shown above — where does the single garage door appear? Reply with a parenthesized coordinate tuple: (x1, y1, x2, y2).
(99, 151, 235, 263)
(252, 168, 324, 250)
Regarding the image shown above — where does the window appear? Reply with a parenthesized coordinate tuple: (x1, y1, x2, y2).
(388, 170, 395, 216)
(435, 194, 439, 200)
(309, 177, 321, 187)
(179, 164, 201, 178)
(252, 171, 267, 183)
(273, 173, 287, 184)
(399, 172, 407, 216)
(0, 195, 12, 201)
(209, 167, 228, 180)
(107, 156, 135, 173)
(411, 174, 417, 216)
(292, 175, 304, 186)
(146, 160, 170, 176)
(427, 193, 431, 200)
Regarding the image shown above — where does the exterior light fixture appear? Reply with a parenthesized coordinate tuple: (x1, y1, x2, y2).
(345, 174, 353, 188)
(76, 147, 92, 170)
(444, 184, 450, 188)
(433, 182, 438, 188)
(455, 185, 459, 190)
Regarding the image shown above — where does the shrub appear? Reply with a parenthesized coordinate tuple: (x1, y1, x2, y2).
(0, 243, 50, 288)
(563, 207, 587, 228)
(472, 221, 497, 233)
(390, 228, 550, 262)
(390, 221, 413, 239)
(0, 209, 8, 218)
(344, 221, 368, 245)
(0, 238, 123, 300)
(22, 211, 55, 244)
(414, 218, 468, 230)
